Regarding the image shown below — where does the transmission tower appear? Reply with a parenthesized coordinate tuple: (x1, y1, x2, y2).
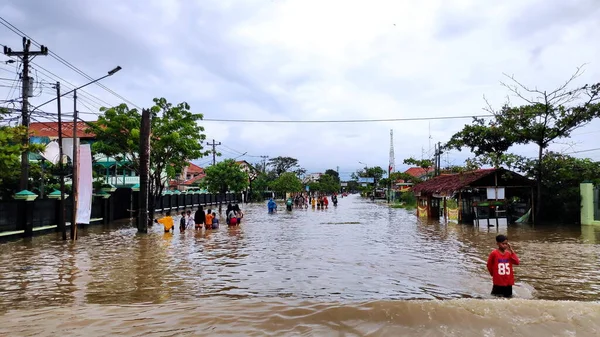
(389, 129, 395, 175)
(388, 129, 395, 203)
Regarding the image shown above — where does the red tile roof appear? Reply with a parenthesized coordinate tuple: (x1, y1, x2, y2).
(29, 122, 95, 138)
(404, 167, 434, 178)
(412, 169, 497, 195)
(182, 174, 205, 186)
(187, 162, 204, 174)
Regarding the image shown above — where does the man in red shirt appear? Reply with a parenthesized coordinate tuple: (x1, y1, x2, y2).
(487, 234, 520, 298)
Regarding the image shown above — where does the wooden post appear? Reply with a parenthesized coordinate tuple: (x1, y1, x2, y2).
(458, 192, 462, 222)
(138, 109, 151, 233)
(531, 187, 535, 226)
(443, 197, 447, 223)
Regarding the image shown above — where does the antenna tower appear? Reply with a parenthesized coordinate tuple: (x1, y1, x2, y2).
(389, 129, 395, 175)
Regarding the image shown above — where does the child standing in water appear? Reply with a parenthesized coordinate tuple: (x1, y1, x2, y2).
(487, 234, 520, 298)
(205, 209, 214, 230)
(179, 211, 186, 232)
(155, 212, 174, 233)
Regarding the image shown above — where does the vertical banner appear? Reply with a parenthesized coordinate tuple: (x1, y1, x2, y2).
(76, 144, 93, 224)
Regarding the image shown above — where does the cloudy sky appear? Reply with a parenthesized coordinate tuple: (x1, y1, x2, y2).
(1, 0, 599, 180)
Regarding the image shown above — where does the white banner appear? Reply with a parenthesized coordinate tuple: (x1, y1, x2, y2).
(76, 144, 93, 224)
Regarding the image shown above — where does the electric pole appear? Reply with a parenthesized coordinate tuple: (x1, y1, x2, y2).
(55, 82, 67, 240)
(4, 38, 49, 190)
(71, 89, 79, 240)
(138, 109, 151, 233)
(206, 139, 221, 165)
(260, 155, 269, 173)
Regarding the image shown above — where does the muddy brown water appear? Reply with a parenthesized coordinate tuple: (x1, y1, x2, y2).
(1, 194, 599, 336)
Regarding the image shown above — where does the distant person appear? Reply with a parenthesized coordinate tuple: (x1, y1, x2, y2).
(228, 207, 238, 226)
(286, 197, 293, 211)
(234, 204, 244, 225)
(205, 209, 214, 230)
(155, 212, 174, 233)
(179, 211, 186, 232)
(487, 234, 520, 298)
(194, 206, 205, 230)
(226, 204, 234, 225)
(186, 210, 194, 229)
(268, 198, 277, 213)
(332, 194, 338, 206)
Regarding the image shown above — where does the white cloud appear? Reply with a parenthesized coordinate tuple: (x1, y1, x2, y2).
(1, 0, 599, 176)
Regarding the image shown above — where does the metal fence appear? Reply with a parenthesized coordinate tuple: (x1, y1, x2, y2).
(0, 190, 242, 237)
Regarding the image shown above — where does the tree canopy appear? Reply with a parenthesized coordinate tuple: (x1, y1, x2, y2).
(270, 172, 303, 195)
(201, 159, 249, 195)
(89, 98, 208, 212)
(268, 156, 304, 177)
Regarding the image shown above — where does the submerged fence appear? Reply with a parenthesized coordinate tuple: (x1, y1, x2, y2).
(0, 188, 242, 237)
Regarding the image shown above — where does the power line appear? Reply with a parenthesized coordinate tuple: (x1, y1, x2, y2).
(202, 114, 495, 123)
(568, 147, 600, 154)
(0, 16, 140, 109)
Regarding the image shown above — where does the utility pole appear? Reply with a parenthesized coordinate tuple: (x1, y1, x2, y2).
(138, 109, 151, 233)
(206, 139, 221, 165)
(71, 89, 78, 240)
(55, 82, 67, 240)
(3, 38, 49, 190)
(260, 155, 269, 173)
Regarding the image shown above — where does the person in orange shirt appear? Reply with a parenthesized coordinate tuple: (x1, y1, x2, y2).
(205, 209, 214, 230)
(155, 211, 174, 233)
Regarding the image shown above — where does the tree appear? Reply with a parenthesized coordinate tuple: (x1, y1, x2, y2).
(89, 98, 208, 215)
(318, 174, 339, 194)
(202, 159, 249, 205)
(496, 68, 600, 216)
(324, 169, 340, 183)
(516, 152, 600, 223)
(269, 172, 302, 197)
(444, 117, 519, 168)
(0, 121, 44, 195)
(267, 156, 300, 177)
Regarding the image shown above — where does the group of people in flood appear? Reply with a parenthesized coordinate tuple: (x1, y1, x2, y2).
(266, 193, 339, 213)
(155, 203, 243, 233)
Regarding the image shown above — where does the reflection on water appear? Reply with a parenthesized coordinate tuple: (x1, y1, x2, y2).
(1, 195, 600, 335)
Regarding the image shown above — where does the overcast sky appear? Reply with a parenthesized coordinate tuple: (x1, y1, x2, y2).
(1, 0, 599, 180)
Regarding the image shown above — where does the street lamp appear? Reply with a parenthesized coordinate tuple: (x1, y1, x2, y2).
(28, 66, 122, 240)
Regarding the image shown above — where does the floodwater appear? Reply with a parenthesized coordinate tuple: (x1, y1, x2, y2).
(1, 194, 599, 336)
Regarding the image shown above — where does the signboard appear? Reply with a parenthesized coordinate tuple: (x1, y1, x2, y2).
(358, 177, 375, 183)
(486, 187, 505, 200)
(306, 185, 310, 191)
(340, 182, 348, 187)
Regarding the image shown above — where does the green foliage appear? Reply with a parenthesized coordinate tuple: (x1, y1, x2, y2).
(324, 169, 340, 183)
(202, 159, 249, 195)
(252, 173, 271, 193)
(268, 156, 301, 177)
(444, 117, 519, 168)
(389, 171, 424, 184)
(0, 123, 45, 195)
(270, 172, 303, 195)
(391, 192, 417, 209)
(403, 157, 433, 170)
(89, 98, 208, 209)
(344, 180, 358, 191)
(516, 152, 600, 223)
(318, 174, 339, 194)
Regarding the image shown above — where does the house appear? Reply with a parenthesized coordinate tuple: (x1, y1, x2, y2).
(411, 168, 534, 225)
(170, 162, 206, 191)
(404, 167, 434, 180)
(236, 160, 259, 182)
(304, 173, 322, 183)
(28, 122, 200, 189)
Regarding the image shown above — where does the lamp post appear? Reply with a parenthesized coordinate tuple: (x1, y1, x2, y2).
(30, 66, 122, 240)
